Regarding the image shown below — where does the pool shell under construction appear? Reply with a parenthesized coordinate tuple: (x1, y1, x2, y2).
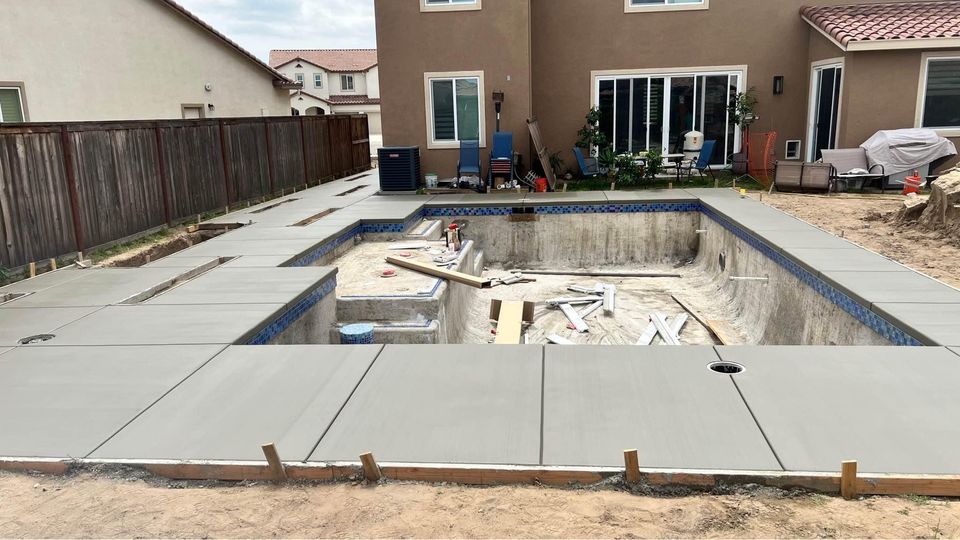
(3, 174, 960, 496)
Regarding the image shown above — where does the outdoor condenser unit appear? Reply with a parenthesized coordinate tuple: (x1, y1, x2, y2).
(377, 146, 422, 192)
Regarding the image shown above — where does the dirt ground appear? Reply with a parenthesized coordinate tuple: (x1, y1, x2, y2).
(2, 471, 959, 539)
(754, 192, 960, 289)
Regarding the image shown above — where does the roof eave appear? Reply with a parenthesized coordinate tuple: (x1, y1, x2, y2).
(847, 37, 960, 51)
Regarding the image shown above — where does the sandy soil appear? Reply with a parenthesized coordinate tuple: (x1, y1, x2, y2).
(755, 192, 960, 289)
(2, 471, 958, 539)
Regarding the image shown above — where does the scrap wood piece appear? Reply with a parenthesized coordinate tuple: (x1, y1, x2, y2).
(547, 334, 575, 345)
(603, 284, 616, 314)
(636, 313, 689, 346)
(651, 313, 680, 346)
(559, 303, 589, 333)
(517, 270, 681, 278)
(579, 300, 603, 319)
(705, 319, 738, 346)
(670, 294, 710, 328)
(385, 256, 492, 288)
(547, 296, 603, 306)
(490, 300, 536, 345)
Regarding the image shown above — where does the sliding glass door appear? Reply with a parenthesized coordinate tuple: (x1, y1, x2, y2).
(596, 70, 741, 166)
(807, 63, 842, 161)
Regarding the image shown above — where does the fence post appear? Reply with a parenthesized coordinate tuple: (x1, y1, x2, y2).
(263, 118, 275, 196)
(218, 119, 233, 206)
(299, 116, 310, 187)
(59, 126, 85, 254)
(153, 123, 172, 226)
(326, 116, 339, 180)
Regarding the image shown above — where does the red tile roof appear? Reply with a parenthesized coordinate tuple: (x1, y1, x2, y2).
(292, 91, 381, 107)
(270, 49, 378, 73)
(801, 1, 960, 50)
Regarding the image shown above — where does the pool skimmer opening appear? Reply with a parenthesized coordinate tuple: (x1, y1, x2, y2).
(709, 361, 745, 374)
(19, 334, 55, 345)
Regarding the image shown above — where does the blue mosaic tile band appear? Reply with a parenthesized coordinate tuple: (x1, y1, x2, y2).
(699, 206, 923, 346)
(424, 206, 513, 217)
(247, 276, 337, 345)
(533, 202, 700, 214)
(290, 225, 363, 267)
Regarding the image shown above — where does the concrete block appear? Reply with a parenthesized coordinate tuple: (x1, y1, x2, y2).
(603, 189, 699, 203)
(784, 248, 911, 274)
(822, 270, 960, 306)
(0, 306, 104, 346)
(309, 344, 542, 465)
(145, 267, 335, 306)
(0, 345, 224, 458)
(872, 303, 960, 346)
(524, 191, 609, 205)
(542, 346, 781, 470)
(171, 239, 328, 259)
(718, 346, 960, 473)
(0, 268, 100, 294)
(92, 345, 382, 461)
(0, 268, 197, 308)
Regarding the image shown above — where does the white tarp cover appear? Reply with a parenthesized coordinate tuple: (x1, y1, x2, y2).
(861, 128, 957, 175)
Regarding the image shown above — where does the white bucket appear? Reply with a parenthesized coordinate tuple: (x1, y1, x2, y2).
(425, 173, 439, 188)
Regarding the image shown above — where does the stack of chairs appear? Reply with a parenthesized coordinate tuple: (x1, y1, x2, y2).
(488, 132, 519, 186)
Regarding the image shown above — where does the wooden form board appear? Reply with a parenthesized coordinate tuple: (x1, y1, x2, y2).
(385, 256, 492, 289)
(672, 294, 736, 345)
(490, 300, 535, 345)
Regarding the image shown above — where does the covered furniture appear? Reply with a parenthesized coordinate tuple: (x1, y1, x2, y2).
(861, 129, 957, 189)
(573, 146, 601, 178)
(488, 132, 519, 186)
(820, 148, 886, 192)
(457, 140, 481, 179)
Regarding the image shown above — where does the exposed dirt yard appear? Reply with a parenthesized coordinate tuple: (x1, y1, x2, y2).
(2, 471, 960, 539)
(754, 192, 960, 289)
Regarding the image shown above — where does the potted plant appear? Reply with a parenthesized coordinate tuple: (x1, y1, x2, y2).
(643, 148, 664, 180)
(576, 107, 609, 157)
(729, 88, 758, 128)
(598, 147, 618, 176)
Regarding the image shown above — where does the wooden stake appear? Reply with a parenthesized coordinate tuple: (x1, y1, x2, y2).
(29, 262, 36, 278)
(841, 460, 858, 499)
(261, 443, 287, 483)
(360, 452, 382, 482)
(714, 178, 719, 189)
(624, 449, 641, 484)
(668, 182, 673, 190)
(562, 182, 568, 192)
(48, 258, 57, 271)
(610, 182, 616, 191)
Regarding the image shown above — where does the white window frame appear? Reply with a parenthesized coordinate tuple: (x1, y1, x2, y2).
(806, 57, 844, 162)
(314, 73, 324, 89)
(590, 65, 746, 165)
(341, 74, 355, 92)
(916, 52, 960, 137)
(294, 73, 305, 85)
(421, 0, 481, 12)
(625, 0, 708, 13)
(0, 85, 27, 123)
(423, 70, 486, 150)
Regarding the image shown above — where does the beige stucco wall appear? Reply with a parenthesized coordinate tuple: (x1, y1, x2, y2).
(0, 0, 289, 122)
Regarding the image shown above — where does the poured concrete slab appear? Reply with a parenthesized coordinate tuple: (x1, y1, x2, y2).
(0, 345, 224, 458)
(41, 304, 285, 346)
(145, 255, 296, 269)
(700, 199, 813, 232)
(146, 267, 334, 305)
(92, 345, 381, 461)
(542, 346, 781, 470)
(753, 227, 858, 250)
(603, 189, 699, 203)
(872, 303, 960, 346)
(309, 344, 542, 465)
(718, 346, 960, 474)
(0, 306, 103, 346)
(427, 192, 526, 207)
(219, 223, 355, 242)
(169, 239, 325, 258)
(0, 268, 101, 294)
(821, 270, 960, 305)
(784, 247, 912, 275)
(525, 191, 609, 205)
(0, 268, 200, 308)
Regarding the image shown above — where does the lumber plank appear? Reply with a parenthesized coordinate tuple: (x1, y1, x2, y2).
(624, 449, 641, 484)
(706, 320, 738, 346)
(261, 443, 287, 483)
(517, 270, 680, 278)
(841, 460, 858, 499)
(494, 300, 526, 344)
(670, 294, 710, 328)
(560, 303, 589, 333)
(386, 256, 491, 288)
(360, 452, 382, 482)
(651, 313, 680, 345)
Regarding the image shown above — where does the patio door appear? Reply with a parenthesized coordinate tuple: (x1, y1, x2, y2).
(596, 70, 741, 166)
(807, 62, 843, 161)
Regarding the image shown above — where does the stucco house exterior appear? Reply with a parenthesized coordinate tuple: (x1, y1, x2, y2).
(374, 0, 960, 178)
(0, 0, 296, 123)
(270, 49, 382, 153)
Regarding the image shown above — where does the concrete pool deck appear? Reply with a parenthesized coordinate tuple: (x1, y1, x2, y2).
(3, 171, 960, 486)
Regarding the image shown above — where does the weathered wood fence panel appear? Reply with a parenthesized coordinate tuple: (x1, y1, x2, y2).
(0, 114, 369, 269)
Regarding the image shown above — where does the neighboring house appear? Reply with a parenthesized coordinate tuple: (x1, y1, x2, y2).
(374, 0, 960, 177)
(270, 49, 382, 154)
(0, 0, 297, 123)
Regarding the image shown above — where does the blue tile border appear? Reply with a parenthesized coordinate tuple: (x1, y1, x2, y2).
(247, 276, 337, 345)
(289, 225, 363, 267)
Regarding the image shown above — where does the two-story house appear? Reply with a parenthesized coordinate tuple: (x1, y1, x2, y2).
(375, 0, 960, 178)
(270, 49, 382, 153)
(0, 0, 296, 123)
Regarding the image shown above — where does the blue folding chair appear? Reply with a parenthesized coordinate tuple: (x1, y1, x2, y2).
(573, 146, 601, 178)
(488, 132, 518, 185)
(683, 140, 717, 181)
(457, 140, 481, 179)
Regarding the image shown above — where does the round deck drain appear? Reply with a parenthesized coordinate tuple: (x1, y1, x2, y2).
(708, 361, 744, 375)
(19, 334, 55, 345)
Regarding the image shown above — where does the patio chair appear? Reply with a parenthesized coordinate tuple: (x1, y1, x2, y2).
(681, 140, 717, 181)
(573, 146, 601, 178)
(771, 161, 803, 192)
(800, 162, 832, 192)
(457, 140, 482, 180)
(820, 148, 886, 192)
(488, 132, 518, 186)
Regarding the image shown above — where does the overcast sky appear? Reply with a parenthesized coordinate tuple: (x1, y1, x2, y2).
(176, 0, 376, 61)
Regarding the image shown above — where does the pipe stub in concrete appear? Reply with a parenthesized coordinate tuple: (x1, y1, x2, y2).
(708, 361, 745, 375)
(341, 324, 375, 345)
(18, 334, 55, 345)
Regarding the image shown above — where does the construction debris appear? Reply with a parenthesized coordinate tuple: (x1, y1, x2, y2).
(547, 334, 575, 345)
(637, 313, 689, 345)
(547, 296, 603, 306)
(579, 300, 603, 319)
(386, 256, 492, 288)
(515, 270, 681, 278)
(651, 312, 680, 345)
(559, 303, 589, 333)
(490, 300, 536, 344)
(603, 284, 616, 314)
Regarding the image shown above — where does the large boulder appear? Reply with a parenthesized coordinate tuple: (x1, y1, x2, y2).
(918, 169, 960, 231)
(896, 193, 928, 222)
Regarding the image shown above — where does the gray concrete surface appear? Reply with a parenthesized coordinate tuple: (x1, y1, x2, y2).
(145, 267, 335, 305)
(0, 345, 224, 458)
(542, 346, 782, 470)
(822, 271, 960, 305)
(717, 346, 960, 474)
(92, 345, 382, 461)
(309, 344, 543, 465)
(0, 306, 103, 346)
(785, 247, 912, 274)
(0, 268, 195, 308)
(873, 303, 960, 346)
(0, 268, 101, 294)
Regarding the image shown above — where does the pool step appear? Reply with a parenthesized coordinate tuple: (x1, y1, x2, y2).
(331, 320, 441, 344)
(405, 219, 443, 241)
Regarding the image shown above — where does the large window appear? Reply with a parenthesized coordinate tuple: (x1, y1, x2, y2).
(425, 72, 484, 148)
(341, 74, 355, 92)
(422, 0, 480, 11)
(595, 69, 742, 165)
(314, 73, 324, 89)
(920, 57, 960, 131)
(0, 87, 25, 123)
(626, 0, 708, 12)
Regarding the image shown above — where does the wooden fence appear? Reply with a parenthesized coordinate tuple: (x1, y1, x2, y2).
(0, 114, 370, 269)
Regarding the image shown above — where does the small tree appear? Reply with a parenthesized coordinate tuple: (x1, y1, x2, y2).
(576, 107, 609, 156)
(729, 88, 759, 128)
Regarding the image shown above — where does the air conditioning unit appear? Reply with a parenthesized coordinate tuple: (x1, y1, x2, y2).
(377, 146, 421, 192)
